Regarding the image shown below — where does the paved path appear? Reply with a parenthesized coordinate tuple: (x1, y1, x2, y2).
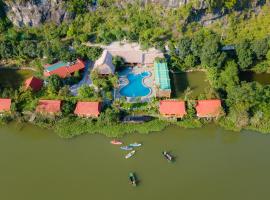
(70, 60, 93, 96)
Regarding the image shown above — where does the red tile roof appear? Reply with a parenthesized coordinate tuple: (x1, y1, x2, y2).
(44, 59, 85, 78)
(74, 102, 101, 117)
(25, 76, 43, 92)
(67, 59, 85, 74)
(159, 100, 186, 117)
(36, 100, 61, 114)
(44, 66, 70, 78)
(196, 99, 222, 118)
(0, 98, 11, 112)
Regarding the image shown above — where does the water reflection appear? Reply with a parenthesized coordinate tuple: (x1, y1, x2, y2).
(239, 71, 270, 85)
(171, 71, 210, 98)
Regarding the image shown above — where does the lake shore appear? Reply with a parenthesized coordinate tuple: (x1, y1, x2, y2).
(1, 113, 268, 139)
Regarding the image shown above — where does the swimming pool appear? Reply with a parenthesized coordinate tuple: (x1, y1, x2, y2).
(46, 62, 68, 72)
(119, 68, 151, 97)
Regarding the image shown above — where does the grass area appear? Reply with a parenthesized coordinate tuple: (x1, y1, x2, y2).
(0, 68, 34, 88)
(171, 71, 211, 98)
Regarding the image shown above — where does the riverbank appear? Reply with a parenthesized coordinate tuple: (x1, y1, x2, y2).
(29, 117, 270, 138)
(2, 112, 269, 139)
(0, 111, 205, 139)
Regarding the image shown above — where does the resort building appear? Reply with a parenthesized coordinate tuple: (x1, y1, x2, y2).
(36, 100, 61, 115)
(74, 102, 102, 118)
(195, 99, 222, 118)
(104, 42, 164, 67)
(43, 59, 85, 78)
(154, 62, 171, 98)
(159, 100, 186, 118)
(25, 76, 43, 92)
(93, 50, 115, 75)
(0, 98, 11, 113)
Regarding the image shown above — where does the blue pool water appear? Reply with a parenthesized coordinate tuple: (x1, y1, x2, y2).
(46, 62, 68, 72)
(119, 68, 151, 97)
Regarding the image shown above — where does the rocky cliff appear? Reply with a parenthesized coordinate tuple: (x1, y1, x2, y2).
(3, 0, 205, 27)
(3, 0, 73, 27)
(1, 0, 262, 27)
(139, 0, 206, 8)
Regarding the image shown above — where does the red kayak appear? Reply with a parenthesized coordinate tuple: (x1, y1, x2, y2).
(110, 140, 123, 145)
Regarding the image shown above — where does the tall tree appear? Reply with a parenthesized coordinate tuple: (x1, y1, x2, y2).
(219, 60, 239, 89)
(200, 36, 226, 68)
(251, 38, 269, 60)
(236, 40, 254, 69)
(178, 37, 192, 60)
(47, 75, 63, 96)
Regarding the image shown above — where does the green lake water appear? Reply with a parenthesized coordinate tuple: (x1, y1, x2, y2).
(1, 124, 270, 200)
(171, 71, 210, 98)
(0, 68, 34, 88)
(239, 71, 270, 85)
(171, 71, 270, 98)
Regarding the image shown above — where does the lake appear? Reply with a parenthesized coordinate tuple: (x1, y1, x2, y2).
(0, 68, 34, 88)
(171, 71, 210, 98)
(239, 71, 270, 85)
(1, 124, 270, 200)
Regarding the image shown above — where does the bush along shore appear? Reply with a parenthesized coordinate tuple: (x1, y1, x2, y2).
(0, 111, 207, 139)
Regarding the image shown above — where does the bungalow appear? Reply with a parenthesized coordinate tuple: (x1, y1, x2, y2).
(25, 76, 43, 92)
(44, 59, 85, 78)
(0, 98, 11, 113)
(105, 42, 164, 67)
(36, 100, 61, 115)
(74, 102, 101, 118)
(195, 99, 222, 118)
(159, 100, 186, 118)
(93, 50, 115, 75)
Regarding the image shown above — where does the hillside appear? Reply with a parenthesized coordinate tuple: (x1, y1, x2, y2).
(0, 0, 265, 27)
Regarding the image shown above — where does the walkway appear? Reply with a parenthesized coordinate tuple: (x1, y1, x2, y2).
(70, 60, 93, 96)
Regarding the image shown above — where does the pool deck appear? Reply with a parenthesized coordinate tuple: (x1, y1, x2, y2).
(116, 66, 156, 102)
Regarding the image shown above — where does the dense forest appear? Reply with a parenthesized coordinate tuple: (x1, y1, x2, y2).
(0, 0, 270, 137)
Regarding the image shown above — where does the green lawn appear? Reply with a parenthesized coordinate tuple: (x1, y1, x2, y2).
(0, 68, 34, 89)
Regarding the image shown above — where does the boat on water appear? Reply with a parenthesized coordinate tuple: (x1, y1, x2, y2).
(129, 173, 137, 186)
(162, 151, 174, 162)
(120, 146, 133, 151)
(125, 150, 136, 159)
(110, 140, 123, 145)
(129, 142, 142, 147)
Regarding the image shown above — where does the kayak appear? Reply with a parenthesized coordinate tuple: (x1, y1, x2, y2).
(110, 140, 123, 145)
(129, 143, 142, 147)
(129, 172, 137, 186)
(162, 151, 174, 162)
(125, 150, 136, 159)
(120, 146, 133, 151)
